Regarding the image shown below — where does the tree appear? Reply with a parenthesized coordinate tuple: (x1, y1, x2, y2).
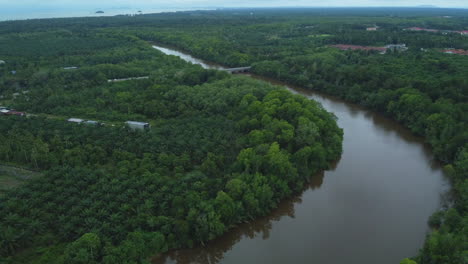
(63, 233, 102, 264)
(400, 258, 417, 264)
(215, 191, 238, 225)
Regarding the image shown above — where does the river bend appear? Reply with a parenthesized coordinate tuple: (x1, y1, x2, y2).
(151, 45, 449, 264)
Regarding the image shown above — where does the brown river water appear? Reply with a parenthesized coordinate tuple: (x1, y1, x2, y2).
(151, 45, 450, 264)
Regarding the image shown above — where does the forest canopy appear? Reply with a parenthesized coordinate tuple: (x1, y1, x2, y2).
(0, 7, 467, 264)
(124, 8, 468, 264)
(0, 16, 343, 263)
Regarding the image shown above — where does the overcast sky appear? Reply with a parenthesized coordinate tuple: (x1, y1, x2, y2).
(2, 0, 468, 8)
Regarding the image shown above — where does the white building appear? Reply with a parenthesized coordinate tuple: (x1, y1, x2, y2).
(68, 118, 84, 123)
(385, 44, 408, 51)
(125, 121, 150, 130)
(84, 120, 99, 125)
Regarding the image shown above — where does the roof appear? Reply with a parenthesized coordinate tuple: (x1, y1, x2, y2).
(0, 60, 5, 64)
(7, 111, 25, 116)
(407, 27, 424, 31)
(126, 121, 149, 125)
(68, 118, 84, 123)
(406, 27, 439, 32)
(442, 49, 468, 55)
(385, 44, 408, 50)
(84, 120, 99, 124)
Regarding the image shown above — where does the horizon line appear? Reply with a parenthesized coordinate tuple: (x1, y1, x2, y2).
(1, 6, 468, 23)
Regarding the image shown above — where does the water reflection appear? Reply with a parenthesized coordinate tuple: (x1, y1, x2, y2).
(151, 44, 449, 264)
(152, 173, 326, 264)
(267, 76, 438, 160)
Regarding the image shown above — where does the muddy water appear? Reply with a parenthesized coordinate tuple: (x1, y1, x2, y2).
(152, 45, 449, 264)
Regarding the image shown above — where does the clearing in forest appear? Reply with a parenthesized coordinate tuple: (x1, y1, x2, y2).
(0, 164, 40, 194)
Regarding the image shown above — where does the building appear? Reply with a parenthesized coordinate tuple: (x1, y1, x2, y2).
(1, 108, 26, 116)
(406, 27, 424, 31)
(406, 27, 467, 35)
(125, 121, 150, 131)
(6, 111, 25, 117)
(385, 44, 408, 51)
(442, 49, 468, 55)
(68, 118, 84, 123)
(63, 66, 78, 70)
(0, 60, 5, 65)
(84, 120, 99, 125)
(366, 27, 378, 31)
(405, 27, 439, 33)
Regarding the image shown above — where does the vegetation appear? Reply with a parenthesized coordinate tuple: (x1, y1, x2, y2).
(0, 19, 342, 263)
(130, 9, 468, 264)
(0, 165, 41, 195)
(0, 7, 467, 263)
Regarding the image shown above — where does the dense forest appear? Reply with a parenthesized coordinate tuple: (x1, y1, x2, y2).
(130, 9, 468, 264)
(0, 7, 467, 264)
(0, 17, 343, 263)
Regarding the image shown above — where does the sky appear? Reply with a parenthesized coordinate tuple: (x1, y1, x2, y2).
(1, 0, 467, 21)
(1, 0, 468, 9)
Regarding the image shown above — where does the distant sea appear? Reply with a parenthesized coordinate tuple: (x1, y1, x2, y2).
(0, 7, 213, 21)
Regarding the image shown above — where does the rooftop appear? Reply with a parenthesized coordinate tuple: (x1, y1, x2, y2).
(442, 49, 468, 55)
(125, 121, 149, 125)
(68, 118, 84, 123)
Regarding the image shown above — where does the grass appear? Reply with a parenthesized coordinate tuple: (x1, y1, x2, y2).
(0, 164, 41, 194)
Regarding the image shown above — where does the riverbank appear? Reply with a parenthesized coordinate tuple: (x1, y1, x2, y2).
(151, 44, 450, 264)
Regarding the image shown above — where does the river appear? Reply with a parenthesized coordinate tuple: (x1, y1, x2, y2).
(151, 45, 450, 264)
